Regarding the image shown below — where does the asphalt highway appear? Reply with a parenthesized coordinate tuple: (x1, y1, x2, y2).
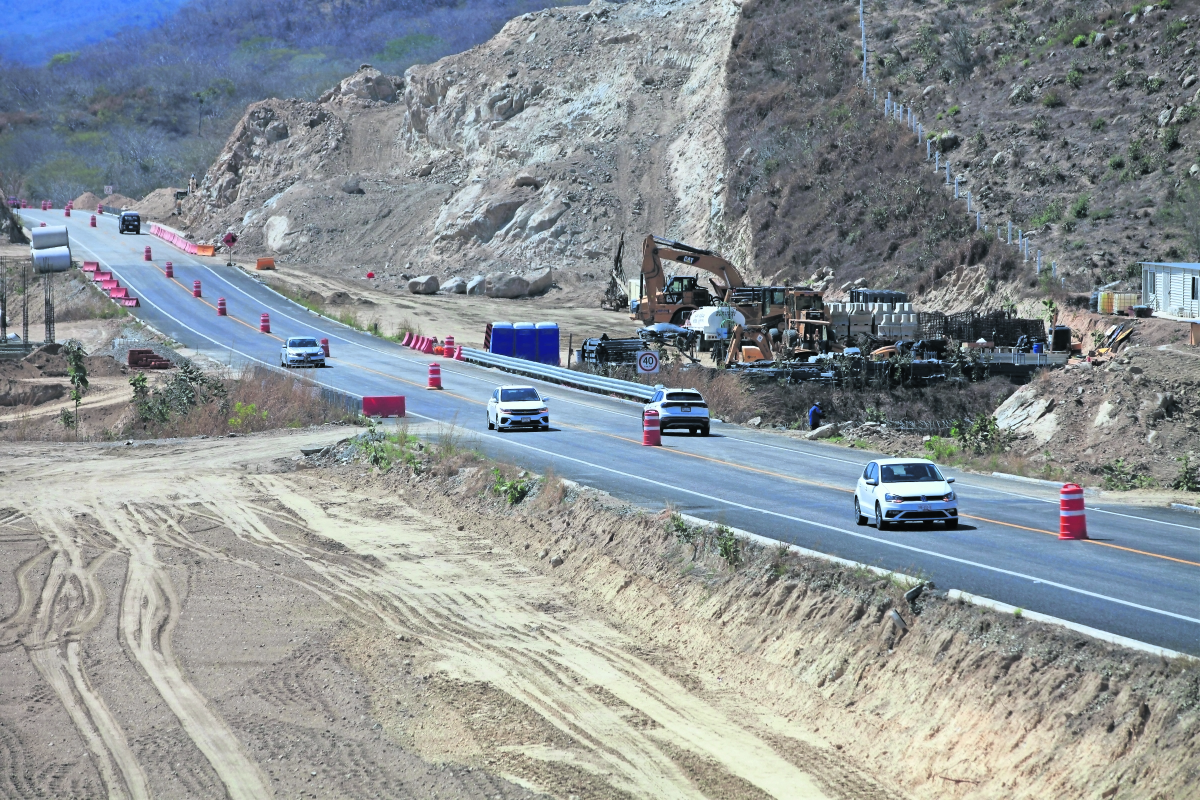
(22, 209, 1200, 655)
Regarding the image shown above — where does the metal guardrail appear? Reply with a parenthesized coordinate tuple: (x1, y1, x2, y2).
(460, 347, 655, 402)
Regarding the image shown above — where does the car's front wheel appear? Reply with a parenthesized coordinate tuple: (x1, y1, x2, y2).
(487, 412, 494, 431)
(854, 497, 866, 526)
(875, 502, 890, 531)
(944, 518, 959, 529)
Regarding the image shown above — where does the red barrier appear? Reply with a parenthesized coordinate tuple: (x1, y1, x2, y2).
(192, 280, 202, 298)
(164, 261, 173, 278)
(1059, 484, 1088, 540)
(97, 204, 103, 214)
(94, 271, 111, 282)
(120, 298, 140, 307)
(144, 246, 152, 261)
(362, 396, 405, 417)
(454, 346, 464, 361)
(401, 331, 412, 347)
(216, 298, 227, 316)
(445, 335, 455, 350)
(90, 215, 96, 227)
(422, 337, 435, 355)
(366, 271, 375, 279)
(260, 313, 271, 333)
(81, 261, 98, 273)
(108, 287, 129, 299)
(39, 222, 45, 227)
(642, 409, 661, 446)
(320, 338, 330, 357)
(64, 208, 70, 217)
(427, 362, 442, 390)
(100, 280, 120, 291)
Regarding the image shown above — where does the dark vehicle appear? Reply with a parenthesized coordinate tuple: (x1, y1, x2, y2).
(119, 211, 141, 234)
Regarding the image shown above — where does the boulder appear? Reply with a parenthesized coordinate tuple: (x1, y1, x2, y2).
(513, 171, 543, 189)
(1009, 84, 1032, 104)
(407, 275, 439, 294)
(485, 273, 530, 299)
(526, 267, 553, 296)
(803, 423, 839, 440)
(264, 215, 292, 253)
(937, 131, 960, 152)
(342, 178, 365, 195)
(327, 291, 352, 304)
(466, 275, 487, 295)
(335, 66, 401, 102)
(1158, 108, 1174, 127)
(442, 276, 467, 294)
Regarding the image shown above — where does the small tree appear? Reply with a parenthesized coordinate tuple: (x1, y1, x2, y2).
(61, 340, 88, 439)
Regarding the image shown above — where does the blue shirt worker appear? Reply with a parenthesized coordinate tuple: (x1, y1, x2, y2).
(807, 403, 825, 430)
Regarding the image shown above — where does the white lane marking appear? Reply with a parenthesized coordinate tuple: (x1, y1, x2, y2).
(403, 410, 1200, 627)
(69, 221, 1197, 535)
(955, 480, 1200, 532)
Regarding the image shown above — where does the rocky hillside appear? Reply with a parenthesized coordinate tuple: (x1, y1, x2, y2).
(181, 0, 743, 299)
(177, 0, 1200, 315)
(724, 0, 1200, 308)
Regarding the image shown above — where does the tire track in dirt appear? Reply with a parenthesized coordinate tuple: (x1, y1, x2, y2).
(97, 502, 272, 800)
(250, 476, 831, 799)
(3, 509, 151, 800)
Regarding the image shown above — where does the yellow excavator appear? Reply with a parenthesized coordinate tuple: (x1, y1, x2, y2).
(630, 235, 745, 325)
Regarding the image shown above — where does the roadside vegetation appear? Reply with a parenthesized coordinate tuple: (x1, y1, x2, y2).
(0, 0, 579, 204)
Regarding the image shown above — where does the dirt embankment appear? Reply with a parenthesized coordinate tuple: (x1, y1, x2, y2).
(1, 428, 1195, 799)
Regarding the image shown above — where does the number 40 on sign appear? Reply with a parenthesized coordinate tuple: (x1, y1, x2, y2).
(636, 350, 660, 375)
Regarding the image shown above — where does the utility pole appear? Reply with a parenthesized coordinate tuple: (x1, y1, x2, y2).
(859, 0, 868, 84)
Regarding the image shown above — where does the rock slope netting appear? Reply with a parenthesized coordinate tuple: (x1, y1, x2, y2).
(182, 0, 748, 291)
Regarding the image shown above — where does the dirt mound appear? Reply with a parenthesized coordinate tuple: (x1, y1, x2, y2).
(0, 379, 65, 407)
(100, 193, 137, 210)
(83, 354, 125, 377)
(72, 192, 102, 211)
(130, 187, 182, 220)
(182, 0, 745, 283)
(23, 345, 68, 376)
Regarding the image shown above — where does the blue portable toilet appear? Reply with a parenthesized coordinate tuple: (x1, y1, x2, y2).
(514, 322, 537, 361)
(535, 322, 560, 365)
(489, 322, 515, 356)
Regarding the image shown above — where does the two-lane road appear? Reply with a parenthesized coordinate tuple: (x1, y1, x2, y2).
(20, 209, 1200, 654)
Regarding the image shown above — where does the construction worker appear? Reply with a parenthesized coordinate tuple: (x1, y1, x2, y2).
(807, 402, 825, 430)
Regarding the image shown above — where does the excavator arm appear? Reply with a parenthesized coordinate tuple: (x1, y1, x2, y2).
(639, 234, 745, 307)
(723, 324, 773, 366)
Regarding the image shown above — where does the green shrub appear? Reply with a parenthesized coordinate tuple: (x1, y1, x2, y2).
(1108, 155, 1125, 170)
(1066, 69, 1083, 88)
(924, 436, 959, 461)
(1171, 454, 1199, 492)
(1163, 125, 1181, 151)
(228, 401, 267, 428)
(1145, 74, 1166, 93)
(953, 415, 1011, 455)
(1175, 105, 1197, 124)
(1031, 200, 1063, 226)
(715, 525, 742, 569)
(947, 104, 961, 116)
(1091, 117, 1107, 130)
(492, 467, 532, 505)
(1042, 91, 1064, 108)
(1072, 35, 1088, 48)
(1167, 20, 1187, 40)
(1070, 194, 1090, 218)
(1102, 458, 1156, 491)
(1092, 207, 1115, 220)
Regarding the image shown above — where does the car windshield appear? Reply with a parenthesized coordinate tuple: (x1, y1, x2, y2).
(880, 463, 943, 483)
(666, 392, 703, 402)
(501, 388, 540, 402)
(288, 338, 318, 348)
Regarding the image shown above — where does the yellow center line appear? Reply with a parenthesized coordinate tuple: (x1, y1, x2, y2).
(132, 260, 1198, 569)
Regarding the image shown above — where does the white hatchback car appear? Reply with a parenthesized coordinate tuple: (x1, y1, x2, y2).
(854, 458, 958, 529)
(487, 385, 549, 431)
(643, 387, 710, 436)
(280, 336, 326, 368)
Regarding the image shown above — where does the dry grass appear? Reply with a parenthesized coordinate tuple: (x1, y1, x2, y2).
(653, 363, 757, 422)
(129, 365, 348, 438)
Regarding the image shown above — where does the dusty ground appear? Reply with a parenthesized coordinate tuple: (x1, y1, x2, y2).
(245, 260, 641, 353)
(0, 428, 883, 799)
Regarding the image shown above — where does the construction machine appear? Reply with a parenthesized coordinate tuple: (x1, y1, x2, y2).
(631, 235, 745, 325)
(716, 289, 831, 366)
(600, 234, 630, 311)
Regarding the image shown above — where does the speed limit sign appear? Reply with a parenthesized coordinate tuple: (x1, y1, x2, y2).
(636, 350, 660, 374)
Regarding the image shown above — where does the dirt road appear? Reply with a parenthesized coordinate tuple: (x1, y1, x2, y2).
(0, 430, 859, 798)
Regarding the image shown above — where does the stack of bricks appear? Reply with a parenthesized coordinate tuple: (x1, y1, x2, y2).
(127, 349, 173, 370)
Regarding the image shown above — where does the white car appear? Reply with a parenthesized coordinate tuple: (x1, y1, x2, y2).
(280, 337, 326, 368)
(487, 385, 549, 431)
(854, 457, 958, 529)
(643, 387, 709, 435)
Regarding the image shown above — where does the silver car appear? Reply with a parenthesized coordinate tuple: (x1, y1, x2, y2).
(643, 388, 709, 436)
(280, 337, 326, 368)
